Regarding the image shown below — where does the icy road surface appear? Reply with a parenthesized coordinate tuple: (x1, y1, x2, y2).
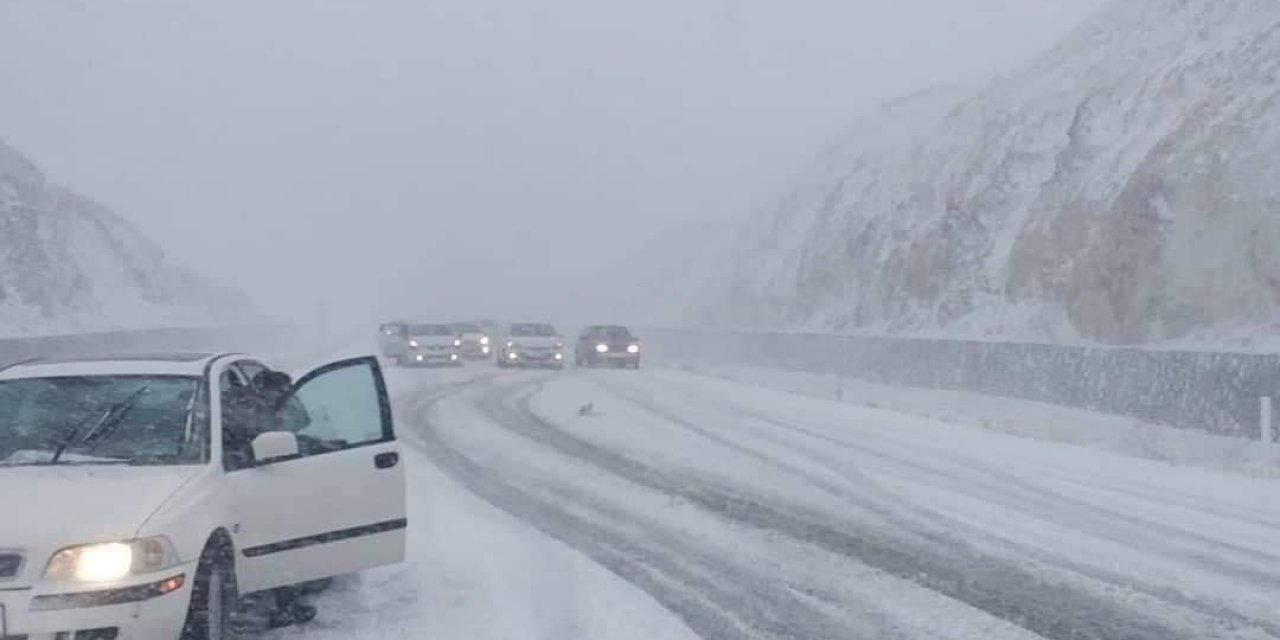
(273, 364, 1280, 640)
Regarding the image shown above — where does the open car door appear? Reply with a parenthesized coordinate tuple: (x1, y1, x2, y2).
(230, 356, 406, 594)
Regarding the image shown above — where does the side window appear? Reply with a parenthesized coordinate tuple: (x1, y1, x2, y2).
(287, 359, 392, 455)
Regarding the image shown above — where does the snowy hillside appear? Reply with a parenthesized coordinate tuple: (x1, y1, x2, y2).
(706, 0, 1280, 345)
(0, 139, 253, 336)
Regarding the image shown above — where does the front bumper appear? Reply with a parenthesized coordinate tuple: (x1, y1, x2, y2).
(0, 565, 194, 639)
(402, 350, 460, 365)
(458, 344, 491, 359)
(585, 352, 640, 365)
(504, 351, 565, 367)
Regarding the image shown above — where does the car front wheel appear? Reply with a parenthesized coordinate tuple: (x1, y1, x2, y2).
(182, 541, 238, 640)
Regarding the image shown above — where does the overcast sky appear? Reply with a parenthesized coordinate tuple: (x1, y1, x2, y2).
(0, 0, 1111, 326)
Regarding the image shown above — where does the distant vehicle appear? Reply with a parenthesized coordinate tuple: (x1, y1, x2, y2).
(498, 323, 566, 369)
(0, 352, 406, 640)
(450, 322, 492, 360)
(376, 321, 410, 358)
(575, 325, 642, 369)
(398, 323, 462, 367)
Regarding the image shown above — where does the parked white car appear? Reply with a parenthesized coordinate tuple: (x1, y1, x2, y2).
(0, 352, 407, 639)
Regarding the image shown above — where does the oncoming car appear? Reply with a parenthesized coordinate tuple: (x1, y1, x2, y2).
(0, 352, 407, 639)
(575, 326, 642, 369)
(498, 323, 566, 369)
(449, 323, 492, 361)
(398, 323, 462, 367)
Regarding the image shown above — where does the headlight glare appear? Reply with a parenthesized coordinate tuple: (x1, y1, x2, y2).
(595, 344, 609, 353)
(408, 340, 419, 348)
(453, 339, 462, 347)
(627, 344, 640, 354)
(45, 537, 180, 583)
(481, 336, 490, 345)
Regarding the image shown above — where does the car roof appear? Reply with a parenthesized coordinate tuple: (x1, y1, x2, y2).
(0, 352, 233, 379)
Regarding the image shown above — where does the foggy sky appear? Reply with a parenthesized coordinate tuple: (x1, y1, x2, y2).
(0, 0, 1111, 327)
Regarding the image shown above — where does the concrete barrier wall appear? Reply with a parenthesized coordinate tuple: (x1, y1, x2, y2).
(642, 327, 1280, 439)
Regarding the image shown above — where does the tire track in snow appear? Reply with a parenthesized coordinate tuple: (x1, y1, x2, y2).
(467, 374, 1192, 640)
(620, 374, 1280, 587)
(402, 374, 886, 640)
(597, 374, 1280, 638)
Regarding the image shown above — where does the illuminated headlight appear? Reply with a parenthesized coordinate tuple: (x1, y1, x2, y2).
(450, 353, 459, 361)
(595, 344, 609, 353)
(554, 353, 564, 360)
(454, 339, 462, 347)
(416, 354, 425, 362)
(506, 341, 515, 348)
(482, 346, 491, 354)
(480, 336, 490, 346)
(508, 352, 519, 360)
(45, 537, 180, 583)
(627, 344, 640, 354)
(409, 340, 419, 348)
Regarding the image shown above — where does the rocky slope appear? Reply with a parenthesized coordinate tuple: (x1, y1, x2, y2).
(0, 139, 253, 336)
(706, 0, 1280, 345)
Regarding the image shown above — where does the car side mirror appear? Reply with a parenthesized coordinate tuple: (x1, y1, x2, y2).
(251, 432, 300, 466)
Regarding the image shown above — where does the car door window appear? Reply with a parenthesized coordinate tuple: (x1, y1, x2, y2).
(286, 359, 392, 456)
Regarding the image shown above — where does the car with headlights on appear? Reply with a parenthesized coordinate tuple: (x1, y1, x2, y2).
(397, 323, 462, 367)
(497, 323, 566, 369)
(449, 322, 492, 361)
(0, 352, 406, 640)
(575, 325, 642, 369)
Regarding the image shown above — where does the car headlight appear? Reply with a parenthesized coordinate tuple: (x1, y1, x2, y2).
(596, 344, 609, 353)
(454, 339, 462, 347)
(45, 537, 180, 583)
(409, 340, 419, 348)
(481, 336, 490, 346)
(627, 344, 640, 354)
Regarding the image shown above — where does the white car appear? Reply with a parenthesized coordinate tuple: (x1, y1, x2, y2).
(398, 324, 463, 367)
(0, 352, 407, 640)
(449, 323, 492, 361)
(497, 323, 566, 369)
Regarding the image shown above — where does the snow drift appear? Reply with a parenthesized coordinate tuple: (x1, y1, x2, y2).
(0, 139, 253, 336)
(706, 0, 1280, 345)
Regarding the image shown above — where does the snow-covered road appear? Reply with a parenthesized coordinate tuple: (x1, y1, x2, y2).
(276, 363, 1280, 640)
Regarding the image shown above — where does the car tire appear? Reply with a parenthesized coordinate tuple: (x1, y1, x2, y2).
(182, 539, 238, 640)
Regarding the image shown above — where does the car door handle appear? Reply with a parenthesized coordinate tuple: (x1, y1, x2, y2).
(374, 452, 400, 469)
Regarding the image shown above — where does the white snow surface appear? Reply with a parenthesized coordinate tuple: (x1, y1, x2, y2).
(261, 349, 1280, 640)
(705, 0, 1280, 346)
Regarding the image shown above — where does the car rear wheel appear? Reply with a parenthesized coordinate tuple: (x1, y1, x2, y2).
(182, 540, 238, 640)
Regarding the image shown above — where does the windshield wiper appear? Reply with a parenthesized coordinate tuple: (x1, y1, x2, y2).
(49, 386, 149, 464)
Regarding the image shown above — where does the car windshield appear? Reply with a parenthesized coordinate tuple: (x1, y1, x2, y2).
(589, 326, 634, 341)
(0, 375, 206, 466)
(510, 324, 556, 337)
(409, 324, 453, 336)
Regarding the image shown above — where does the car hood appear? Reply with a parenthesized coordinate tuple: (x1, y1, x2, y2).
(0, 465, 200, 578)
(507, 336, 562, 348)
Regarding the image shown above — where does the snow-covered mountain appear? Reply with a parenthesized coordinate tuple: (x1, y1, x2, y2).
(0, 139, 253, 336)
(705, 0, 1280, 345)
